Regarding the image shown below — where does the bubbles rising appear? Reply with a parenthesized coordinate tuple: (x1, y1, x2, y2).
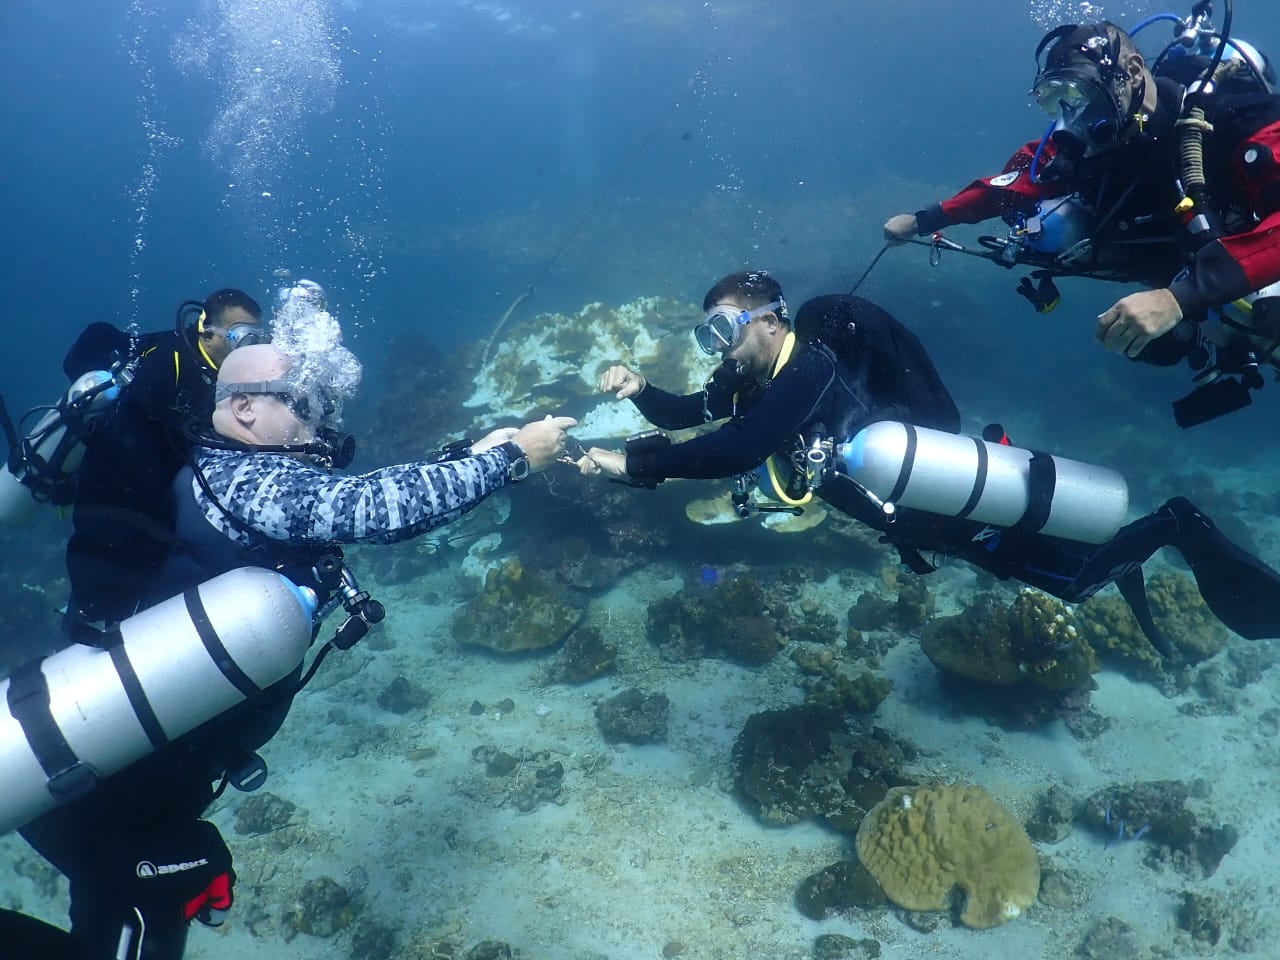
(178, 0, 340, 197)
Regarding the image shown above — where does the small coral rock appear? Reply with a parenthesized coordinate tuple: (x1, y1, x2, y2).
(854, 784, 1039, 929)
(283, 876, 355, 938)
(453, 558, 585, 653)
(234, 792, 297, 836)
(376, 675, 431, 714)
(594, 688, 670, 743)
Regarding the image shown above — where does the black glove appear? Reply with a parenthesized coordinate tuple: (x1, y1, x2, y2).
(1015, 271, 1061, 313)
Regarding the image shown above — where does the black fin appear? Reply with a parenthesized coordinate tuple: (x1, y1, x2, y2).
(1165, 497, 1280, 640)
(1115, 567, 1174, 657)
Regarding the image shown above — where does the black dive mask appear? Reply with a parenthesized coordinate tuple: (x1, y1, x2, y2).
(1033, 67, 1129, 156)
(1031, 24, 1144, 159)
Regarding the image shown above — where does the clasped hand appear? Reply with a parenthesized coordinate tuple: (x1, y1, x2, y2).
(471, 415, 577, 472)
(1096, 289, 1182, 358)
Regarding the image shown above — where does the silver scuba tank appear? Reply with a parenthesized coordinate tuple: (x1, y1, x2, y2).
(0, 567, 315, 836)
(0, 369, 123, 525)
(835, 421, 1129, 544)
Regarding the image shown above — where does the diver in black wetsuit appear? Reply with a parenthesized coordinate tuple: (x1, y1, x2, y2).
(61, 289, 266, 629)
(0, 291, 266, 960)
(577, 271, 1280, 651)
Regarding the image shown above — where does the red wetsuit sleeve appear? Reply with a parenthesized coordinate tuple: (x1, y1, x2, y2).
(1168, 119, 1280, 317)
(926, 140, 1066, 230)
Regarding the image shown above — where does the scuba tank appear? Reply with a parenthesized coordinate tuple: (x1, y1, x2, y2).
(834, 421, 1130, 544)
(0, 567, 316, 837)
(0, 367, 130, 525)
(1021, 196, 1093, 257)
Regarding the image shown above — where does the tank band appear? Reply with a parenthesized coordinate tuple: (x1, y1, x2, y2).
(6, 659, 98, 802)
(956, 437, 989, 520)
(107, 641, 168, 750)
(887, 424, 918, 503)
(1011, 451, 1057, 534)
(184, 588, 261, 699)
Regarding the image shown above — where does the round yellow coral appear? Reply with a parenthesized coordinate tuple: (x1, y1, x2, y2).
(854, 783, 1040, 928)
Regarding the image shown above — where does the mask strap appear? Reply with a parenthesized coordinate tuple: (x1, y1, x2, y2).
(1034, 24, 1078, 69)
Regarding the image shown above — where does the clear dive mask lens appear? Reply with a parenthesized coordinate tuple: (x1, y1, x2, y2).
(224, 323, 269, 349)
(1032, 77, 1092, 119)
(1031, 69, 1124, 154)
(693, 300, 784, 356)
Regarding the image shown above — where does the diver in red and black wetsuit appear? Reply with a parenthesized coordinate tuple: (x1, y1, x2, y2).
(884, 14, 1280, 426)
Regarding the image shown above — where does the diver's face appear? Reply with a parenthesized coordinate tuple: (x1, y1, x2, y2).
(202, 307, 265, 366)
(248, 392, 315, 447)
(716, 300, 778, 378)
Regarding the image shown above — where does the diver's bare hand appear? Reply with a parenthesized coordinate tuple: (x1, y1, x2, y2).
(511, 416, 577, 472)
(576, 448, 628, 480)
(1096, 289, 1182, 359)
(883, 213, 918, 244)
(471, 427, 519, 455)
(598, 365, 646, 400)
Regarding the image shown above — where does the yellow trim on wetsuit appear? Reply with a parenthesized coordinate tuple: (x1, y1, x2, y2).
(757, 330, 813, 507)
(196, 339, 218, 370)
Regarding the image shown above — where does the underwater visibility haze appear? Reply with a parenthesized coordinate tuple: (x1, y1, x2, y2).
(2, 0, 1280, 957)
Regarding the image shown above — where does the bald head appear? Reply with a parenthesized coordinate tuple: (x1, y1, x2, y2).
(212, 344, 312, 446)
(217, 343, 292, 387)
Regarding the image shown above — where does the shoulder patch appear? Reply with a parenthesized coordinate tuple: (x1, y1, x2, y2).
(990, 171, 1020, 187)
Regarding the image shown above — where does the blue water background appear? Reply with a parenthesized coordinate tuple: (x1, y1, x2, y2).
(2, 0, 1278, 473)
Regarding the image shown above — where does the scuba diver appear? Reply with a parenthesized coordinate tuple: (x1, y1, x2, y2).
(882, 2, 1280, 427)
(575, 270, 1280, 652)
(48, 290, 268, 632)
(2, 327, 573, 959)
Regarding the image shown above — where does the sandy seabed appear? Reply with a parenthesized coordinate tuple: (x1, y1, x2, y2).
(3, 540, 1278, 960)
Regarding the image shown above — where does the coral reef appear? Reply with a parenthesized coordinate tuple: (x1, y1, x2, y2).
(1077, 917, 1142, 960)
(470, 746, 565, 811)
(375, 675, 432, 714)
(282, 876, 356, 940)
(544, 626, 617, 684)
(452, 557, 586, 653)
(893, 578, 933, 631)
(923, 590, 1097, 690)
(801, 669, 892, 715)
(847, 591, 894, 632)
(812, 932, 883, 959)
(731, 706, 917, 831)
(1075, 572, 1228, 686)
(646, 576, 781, 665)
(594, 688, 670, 744)
(920, 589, 1098, 726)
(1079, 780, 1238, 877)
(234, 792, 299, 836)
(796, 860, 887, 920)
(464, 297, 704, 430)
(854, 784, 1040, 929)
(1024, 784, 1077, 844)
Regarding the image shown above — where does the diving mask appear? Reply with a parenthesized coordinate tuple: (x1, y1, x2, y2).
(214, 378, 335, 428)
(694, 300, 785, 356)
(223, 323, 270, 350)
(1031, 68, 1127, 156)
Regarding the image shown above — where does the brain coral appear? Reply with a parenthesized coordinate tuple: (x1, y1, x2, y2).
(854, 784, 1040, 928)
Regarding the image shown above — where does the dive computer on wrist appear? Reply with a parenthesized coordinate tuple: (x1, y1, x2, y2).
(498, 441, 530, 482)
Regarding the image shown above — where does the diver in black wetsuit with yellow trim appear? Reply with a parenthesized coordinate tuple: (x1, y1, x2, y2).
(577, 270, 1280, 653)
(61, 290, 267, 629)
